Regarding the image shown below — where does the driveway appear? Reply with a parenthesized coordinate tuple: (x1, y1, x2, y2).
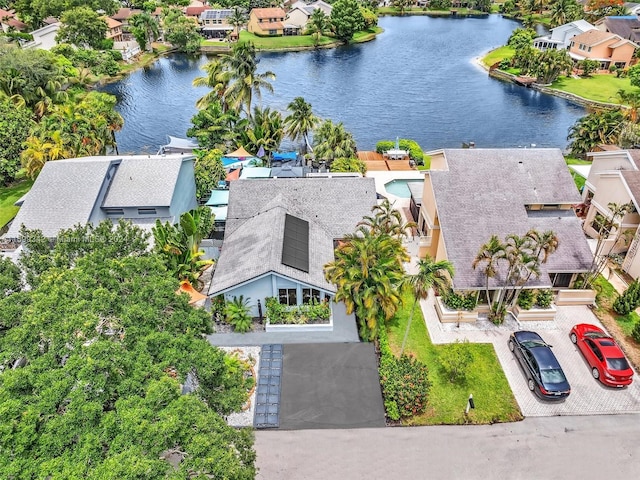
(421, 297, 640, 417)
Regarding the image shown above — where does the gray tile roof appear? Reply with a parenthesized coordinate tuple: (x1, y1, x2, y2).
(431, 149, 592, 290)
(103, 156, 187, 207)
(210, 178, 377, 295)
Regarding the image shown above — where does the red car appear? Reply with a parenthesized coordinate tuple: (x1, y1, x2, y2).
(570, 324, 634, 387)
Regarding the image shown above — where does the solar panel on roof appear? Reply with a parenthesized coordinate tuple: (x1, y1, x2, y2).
(282, 214, 309, 272)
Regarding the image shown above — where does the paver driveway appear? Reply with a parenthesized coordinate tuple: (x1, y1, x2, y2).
(421, 297, 640, 416)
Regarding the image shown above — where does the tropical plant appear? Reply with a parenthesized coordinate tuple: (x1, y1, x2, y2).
(285, 96, 319, 153)
(617, 89, 640, 123)
(516, 288, 536, 309)
(163, 8, 202, 53)
(187, 100, 240, 149)
(330, 157, 367, 174)
(312, 119, 357, 165)
(0, 100, 32, 185)
(550, 0, 584, 27)
(0, 256, 22, 296)
(578, 59, 600, 77)
(324, 228, 409, 340)
(220, 42, 275, 117)
(330, 0, 366, 43)
(56, 7, 109, 50)
(584, 202, 634, 288)
(472, 234, 503, 306)
(152, 208, 214, 283)
(306, 8, 329, 47)
(194, 148, 226, 200)
(568, 109, 625, 157)
(129, 11, 159, 51)
(358, 198, 416, 240)
(240, 106, 284, 160)
(535, 289, 554, 308)
(193, 60, 229, 110)
(535, 49, 572, 84)
(227, 7, 248, 41)
(225, 295, 253, 332)
(400, 256, 454, 354)
(613, 280, 640, 315)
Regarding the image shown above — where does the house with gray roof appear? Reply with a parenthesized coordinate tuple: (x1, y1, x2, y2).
(286, 1, 332, 29)
(416, 149, 593, 296)
(200, 9, 235, 39)
(4, 154, 197, 240)
(208, 177, 377, 316)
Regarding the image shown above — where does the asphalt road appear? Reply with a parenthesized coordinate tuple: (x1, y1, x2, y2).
(255, 414, 640, 480)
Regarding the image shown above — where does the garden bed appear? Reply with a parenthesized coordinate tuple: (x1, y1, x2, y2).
(512, 304, 557, 321)
(435, 296, 477, 323)
(265, 315, 332, 332)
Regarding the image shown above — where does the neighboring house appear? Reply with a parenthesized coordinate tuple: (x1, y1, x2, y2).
(286, 1, 333, 29)
(22, 22, 60, 50)
(0, 8, 27, 33)
(416, 149, 593, 298)
(113, 40, 141, 61)
(105, 17, 124, 43)
(186, 6, 211, 18)
(625, 2, 640, 15)
(4, 154, 198, 240)
(581, 149, 640, 279)
(110, 7, 143, 40)
(248, 7, 288, 36)
(200, 9, 234, 39)
(596, 15, 640, 43)
(569, 29, 638, 69)
(533, 19, 595, 51)
(208, 178, 377, 316)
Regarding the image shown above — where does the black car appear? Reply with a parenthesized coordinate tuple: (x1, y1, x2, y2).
(508, 331, 571, 400)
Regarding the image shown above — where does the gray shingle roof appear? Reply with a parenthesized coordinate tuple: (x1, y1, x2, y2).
(102, 156, 187, 207)
(6, 158, 115, 239)
(5, 154, 193, 239)
(431, 149, 593, 290)
(209, 178, 377, 295)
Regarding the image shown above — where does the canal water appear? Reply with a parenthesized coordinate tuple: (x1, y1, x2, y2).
(101, 15, 586, 154)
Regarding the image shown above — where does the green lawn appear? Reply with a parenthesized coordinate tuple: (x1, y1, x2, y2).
(0, 180, 33, 229)
(386, 292, 522, 425)
(481, 46, 514, 68)
(593, 275, 638, 337)
(550, 75, 635, 104)
(238, 31, 336, 49)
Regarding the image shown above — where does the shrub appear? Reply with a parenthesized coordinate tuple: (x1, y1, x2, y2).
(442, 289, 477, 311)
(516, 289, 535, 310)
(265, 296, 331, 324)
(632, 320, 640, 343)
(535, 289, 554, 308)
(375, 139, 425, 164)
(224, 295, 253, 333)
(499, 57, 512, 70)
(377, 327, 430, 421)
(438, 339, 473, 383)
(613, 280, 640, 315)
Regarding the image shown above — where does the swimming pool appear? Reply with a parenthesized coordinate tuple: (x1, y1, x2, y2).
(383, 179, 423, 198)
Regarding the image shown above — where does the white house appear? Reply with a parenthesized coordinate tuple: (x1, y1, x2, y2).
(22, 22, 60, 50)
(533, 19, 595, 51)
(286, 1, 332, 29)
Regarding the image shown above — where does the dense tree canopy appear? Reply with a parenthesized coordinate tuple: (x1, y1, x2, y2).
(12, 0, 119, 28)
(330, 0, 366, 43)
(163, 8, 202, 54)
(57, 7, 110, 50)
(0, 100, 32, 186)
(0, 221, 255, 478)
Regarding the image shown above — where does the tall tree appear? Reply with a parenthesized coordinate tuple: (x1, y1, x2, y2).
(285, 97, 318, 153)
(330, 0, 365, 44)
(220, 42, 275, 117)
(187, 99, 241, 150)
(324, 227, 409, 340)
(401, 257, 454, 354)
(241, 106, 284, 160)
(472, 234, 504, 306)
(307, 8, 329, 47)
(193, 59, 229, 110)
(0, 100, 32, 186)
(550, 0, 583, 27)
(163, 8, 202, 54)
(227, 6, 248, 41)
(312, 119, 357, 165)
(358, 198, 416, 240)
(194, 148, 227, 200)
(56, 7, 109, 50)
(568, 109, 625, 157)
(129, 11, 159, 51)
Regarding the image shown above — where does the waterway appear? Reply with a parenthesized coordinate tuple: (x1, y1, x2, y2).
(100, 14, 586, 154)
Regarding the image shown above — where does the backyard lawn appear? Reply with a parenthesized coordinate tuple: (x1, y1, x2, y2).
(0, 180, 33, 229)
(481, 45, 514, 68)
(238, 31, 336, 49)
(386, 292, 522, 425)
(550, 75, 635, 104)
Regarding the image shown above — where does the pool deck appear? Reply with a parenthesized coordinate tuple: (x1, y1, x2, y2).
(365, 170, 425, 207)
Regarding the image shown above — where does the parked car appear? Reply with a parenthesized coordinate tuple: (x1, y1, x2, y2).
(570, 324, 634, 387)
(508, 331, 571, 400)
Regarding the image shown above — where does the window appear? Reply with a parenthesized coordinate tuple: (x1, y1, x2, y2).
(550, 273, 572, 288)
(587, 46, 592, 52)
(592, 212, 611, 236)
(138, 208, 157, 215)
(302, 288, 321, 303)
(269, 29, 277, 35)
(278, 288, 297, 305)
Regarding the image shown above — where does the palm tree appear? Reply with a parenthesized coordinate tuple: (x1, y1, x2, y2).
(129, 12, 159, 51)
(568, 110, 625, 157)
(284, 97, 319, 154)
(242, 106, 284, 162)
(227, 7, 247, 41)
(472, 234, 504, 306)
(312, 119, 357, 165)
(358, 198, 416, 240)
(187, 100, 241, 150)
(193, 59, 229, 110)
(306, 8, 329, 47)
(401, 257, 454, 354)
(550, 0, 583, 28)
(617, 89, 640, 124)
(324, 229, 409, 340)
(220, 42, 275, 117)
